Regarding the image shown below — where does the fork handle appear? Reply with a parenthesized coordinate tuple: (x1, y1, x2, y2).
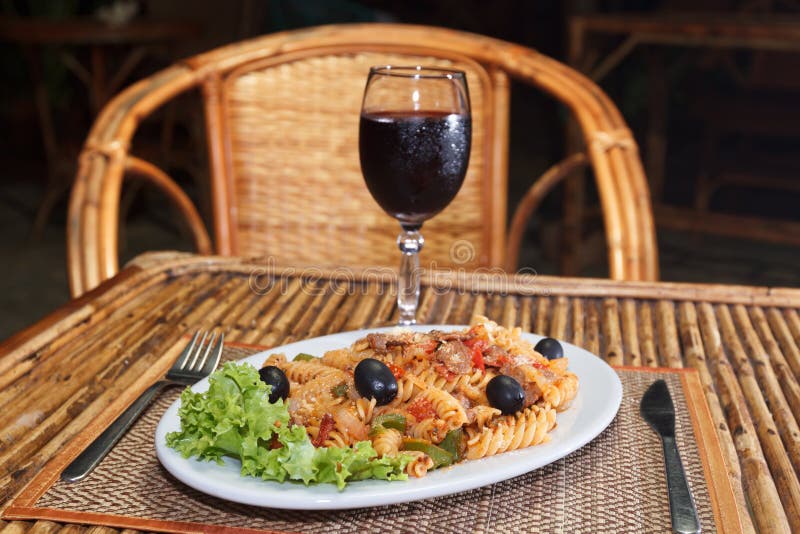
(61, 380, 169, 482)
(662, 435, 701, 533)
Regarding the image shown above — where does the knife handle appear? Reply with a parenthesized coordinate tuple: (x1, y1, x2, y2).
(662, 435, 701, 533)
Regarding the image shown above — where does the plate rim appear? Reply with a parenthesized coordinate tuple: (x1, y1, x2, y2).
(155, 325, 622, 510)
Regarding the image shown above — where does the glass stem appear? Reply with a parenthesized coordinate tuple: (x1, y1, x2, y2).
(397, 229, 424, 325)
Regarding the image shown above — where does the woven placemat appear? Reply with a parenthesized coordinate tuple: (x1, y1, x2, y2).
(6, 345, 741, 533)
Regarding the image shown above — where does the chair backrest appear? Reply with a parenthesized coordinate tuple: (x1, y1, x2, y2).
(68, 24, 658, 296)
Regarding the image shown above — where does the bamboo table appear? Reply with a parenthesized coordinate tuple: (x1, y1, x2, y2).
(2, 252, 800, 533)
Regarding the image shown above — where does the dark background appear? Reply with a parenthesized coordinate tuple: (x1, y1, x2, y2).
(1, 0, 798, 340)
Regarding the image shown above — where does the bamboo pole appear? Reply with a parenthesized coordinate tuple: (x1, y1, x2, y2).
(412, 286, 435, 325)
(23, 522, 60, 534)
(501, 295, 517, 329)
(306, 281, 349, 338)
(656, 300, 682, 368)
(784, 309, 800, 344)
(550, 296, 569, 340)
(679, 302, 754, 533)
(216, 280, 261, 336)
(429, 292, 456, 327)
(601, 298, 624, 366)
(471, 294, 487, 321)
(0, 521, 30, 534)
(570, 298, 584, 348)
(518, 296, 533, 333)
(731, 306, 800, 475)
(697, 303, 790, 533)
(534, 297, 551, 335)
(0, 274, 212, 446)
(749, 307, 800, 423)
(639, 301, 658, 367)
(766, 308, 800, 378)
(128, 255, 800, 307)
(284, 280, 339, 343)
(621, 299, 642, 366)
(241, 278, 304, 345)
(346, 282, 385, 332)
(585, 299, 600, 356)
(716, 305, 800, 529)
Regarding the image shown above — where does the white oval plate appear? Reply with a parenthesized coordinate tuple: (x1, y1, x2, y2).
(155, 325, 621, 510)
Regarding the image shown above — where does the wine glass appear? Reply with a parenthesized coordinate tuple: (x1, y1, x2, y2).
(359, 65, 471, 325)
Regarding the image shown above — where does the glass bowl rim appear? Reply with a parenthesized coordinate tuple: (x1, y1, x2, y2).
(368, 65, 466, 79)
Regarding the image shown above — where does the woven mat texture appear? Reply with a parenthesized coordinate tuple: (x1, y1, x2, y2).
(35, 346, 716, 533)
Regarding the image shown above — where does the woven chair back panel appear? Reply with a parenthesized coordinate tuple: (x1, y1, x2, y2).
(224, 52, 490, 269)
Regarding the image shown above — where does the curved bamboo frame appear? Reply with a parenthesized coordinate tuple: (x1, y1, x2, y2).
(124, 156, 212, 255)
(505, 153, 589, 271)
(68, 23, 658, 296)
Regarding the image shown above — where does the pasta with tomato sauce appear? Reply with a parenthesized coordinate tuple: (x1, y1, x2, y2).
(262, 315, 578, 477)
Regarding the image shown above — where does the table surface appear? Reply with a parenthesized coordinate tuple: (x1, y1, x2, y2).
(2, 252, 800, 533)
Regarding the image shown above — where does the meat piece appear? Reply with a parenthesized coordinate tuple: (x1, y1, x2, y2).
(464, 408, 477, 425)
(482, 345, 510, 367)
(452, 391, 472, 411)
(433, 363, 456, 381)
(403, 340, 438, 361)
(366, 333, 390, 352)
(503, 365, 543, 408)
(367, 332, 414, 352)
(430, 330, 470, 342)
(521, 382, 543, 407)
(434, 340, 473, 375)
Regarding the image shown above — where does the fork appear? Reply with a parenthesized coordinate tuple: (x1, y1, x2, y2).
(61, 331, 224, 482)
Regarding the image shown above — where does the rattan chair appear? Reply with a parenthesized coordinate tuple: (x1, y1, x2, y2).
(67, 23, 658, 297)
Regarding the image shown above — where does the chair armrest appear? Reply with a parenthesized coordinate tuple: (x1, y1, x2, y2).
(68, 145, 212, 298)
(505, 153, 588, 272)
(124, 156, 212, 255)
(67, 64, 202, 297)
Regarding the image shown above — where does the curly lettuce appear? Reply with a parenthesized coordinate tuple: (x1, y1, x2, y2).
(166, 361, 411, 489)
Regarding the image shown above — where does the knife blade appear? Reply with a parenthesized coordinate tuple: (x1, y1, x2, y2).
(640, 380, 701, 534)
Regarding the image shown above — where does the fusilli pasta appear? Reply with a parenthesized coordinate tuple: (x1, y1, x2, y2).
(261, 316, 578, 478)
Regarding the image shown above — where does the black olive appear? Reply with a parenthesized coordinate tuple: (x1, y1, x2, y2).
(486, 375, 525, 415)
(354, 358, 398, 406)
(534, 337, 564, 360)
(258, 366, 290, 403)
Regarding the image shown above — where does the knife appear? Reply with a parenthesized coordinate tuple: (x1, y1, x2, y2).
(640, 379, 701, 534)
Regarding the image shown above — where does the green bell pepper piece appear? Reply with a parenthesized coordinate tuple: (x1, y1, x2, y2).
(330, 382, 349, 398)
(438, 428, 465, 463)
(371, 413, 407, 433)
(402, 438, 454, 468)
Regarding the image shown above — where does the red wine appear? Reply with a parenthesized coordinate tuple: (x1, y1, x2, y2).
(359, 110, 471, 228)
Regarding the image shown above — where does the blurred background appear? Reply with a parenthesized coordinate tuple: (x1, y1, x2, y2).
(1, 0, 799, 339)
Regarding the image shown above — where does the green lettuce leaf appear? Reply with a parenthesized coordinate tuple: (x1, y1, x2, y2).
(166, 361, 412, 490)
